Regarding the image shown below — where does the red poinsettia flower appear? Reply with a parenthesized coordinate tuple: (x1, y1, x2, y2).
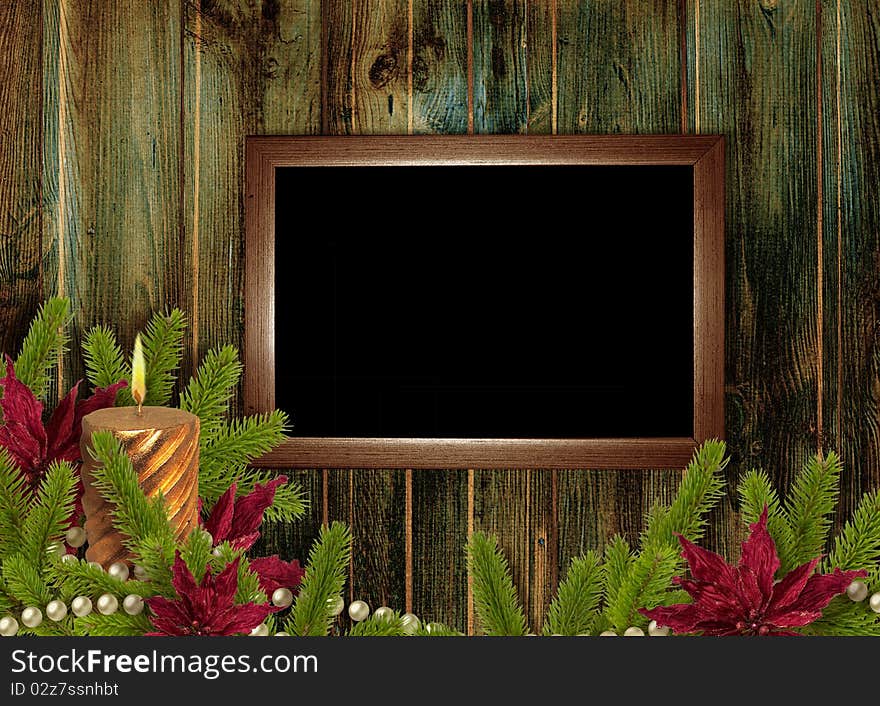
(0, 355, 126, 489)
(250, 555, 305, 596)
(203, 476, 289, 551)
(146, 552, 274, 636)
(640, 508, 866, 636)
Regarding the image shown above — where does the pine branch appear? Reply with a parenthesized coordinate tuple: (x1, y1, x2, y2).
(543, 551, 603, 636)
(74, 612, 152, 637)
(287, 522, 352, 637)
(181, 527, 213, 584)
(129, 534, 176, 597)
(645, 439, 727, 547)
(804, 595, 880, 637)
(347, 611, 407, 636)
(0, 449, 27, 559)
(825, 490, 880, 572)
(83, 325, 130, 401)
(2, 554, 51, 606)
(21, 462, 77, 569)
(208, 542, 266, 604)
(12, 297, 70, 401)
(601, 535, 633, 611)
(603, 543, 680, 634)
(49, 558, 154, 602)
(413, 623, 463, 636)
(466, 531, 528, 636)
(86, 431, 175, 548)
(200, 413, 288, 471)
(737, 469, 793, 554)
(781, 452, 841, 572)
(180, 346, 242, 437)
(141, 309, 186, 406)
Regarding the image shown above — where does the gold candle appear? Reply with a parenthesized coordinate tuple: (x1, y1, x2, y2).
(79, 335, 200, 568)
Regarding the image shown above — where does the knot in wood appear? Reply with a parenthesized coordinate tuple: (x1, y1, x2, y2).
(758, 0, 777, 11)
(369, 52, 399, 88)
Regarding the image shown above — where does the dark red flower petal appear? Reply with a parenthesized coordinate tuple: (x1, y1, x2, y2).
(218, 602, 275, 636)
(678, 535, 739, 592)
(639, 603, 706, 634)
(229, 476, 288, 541)
(0, 356, 48, 474)
(768, 558, 820, 612)
(738, 507, 780, 601)
(44, 382, 80, 461)
(204, 482, 237, 544)
(250, 555, 305, 596)
(212, 558, 241, 608)
(768, 568, 866, 621)
(170, 551, 199, 601)
(75, 380, 128, 423)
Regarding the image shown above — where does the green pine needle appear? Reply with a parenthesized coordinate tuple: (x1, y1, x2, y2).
(287, 522, 352, 637)
(603, 543, 680, 634)
(21, 462, 77, 569)
(12, 296, 70, 401)
(180, 346, 242, 436)
(208, 541, 265, 603)
(49, 558, 154, 602)
(180, 527, 213, 584)
(129, 534, 176, 597)
(0, 449, 28, 559)
(140, 309, 186, 406)
(348, 611, 407, 636)
(825, 489, 880, 573)
(74, 612, 152, 637)
(781, 452, 842, 572)
(737, 469, 793, 553)
(466, 531, 528, 636)
(600, 535, 634, 619)
(413, 623, 463, 636)
(543, 551, 603, 636)
(200, 413, 289, 472)
(83, 325, 129, 398)
(2, 554, 51, 606)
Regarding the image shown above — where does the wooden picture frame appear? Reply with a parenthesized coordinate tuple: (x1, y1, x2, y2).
(245, 135, 725, 470)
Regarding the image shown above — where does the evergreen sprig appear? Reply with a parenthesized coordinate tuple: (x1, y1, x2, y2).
(140, 310, 186, 406)
(74, 612, 152, 637)
(347, 611, 407, 636)
(0, 449, 27, 559)
(466, 531, 528, 636)
(287, 522, 352, 637)
(49, 559, 154, 602)
(2, 554, 52, 606)
(7, 297, 70, 400)
(825, 490, 880, 573)
(180, 346, 242, 437)
(543, 551, 603, 636)
(83, 325, 129, 394)
(21, 462, 77, 569)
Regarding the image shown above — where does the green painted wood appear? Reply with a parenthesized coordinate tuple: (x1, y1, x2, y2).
(693, 0, 821, 557)
(557, 0, 681, 134)
(411, 469, 468, 631)
(473, 0, 527, 133)
(0, 3, 42, 364)
(412, 0, 469, 133)
(324, 0, 409, 135)
(526, 0, 554, 134)
(41, 0, 182, 393)
(822, 0, 880, 527)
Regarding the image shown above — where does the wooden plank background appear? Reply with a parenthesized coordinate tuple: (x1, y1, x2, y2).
(0, 0, 877, 634)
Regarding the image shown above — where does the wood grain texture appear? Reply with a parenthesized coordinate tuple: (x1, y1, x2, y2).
(412, 0, 469, 133)
(42, 0, 182, 390)
(0, 3, 42, 361)
(526, 0, 554, 134)
(324, 0, 409, 135)
(557, 0, 682, 134)
(693, 0, 821, 556)
(411, 469, 468, 631)
(472, 0, 527, 133)
(822, 0, 880, 524)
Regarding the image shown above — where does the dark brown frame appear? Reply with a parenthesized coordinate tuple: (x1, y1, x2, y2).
(245, 135, 725, 469)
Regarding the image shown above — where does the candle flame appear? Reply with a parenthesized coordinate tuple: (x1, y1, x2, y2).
(132, 334, 146, 414)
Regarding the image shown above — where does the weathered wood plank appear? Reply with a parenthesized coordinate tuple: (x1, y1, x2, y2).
(472, 0, 527, 133)
(325, 0, 409, 135)
(411, 469, 468, 631)
(42, 0, 182, 391)
(412, 0, 469, 133)
(822, 0, 880, 526)
(526, 0, 554, 134)
(557, 0, 681, 134)
(553, 1, 688, 571)
(0, 2, 43, 362)
(693, 0, 820, 557)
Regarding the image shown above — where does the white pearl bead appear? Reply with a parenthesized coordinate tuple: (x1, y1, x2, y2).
(60, 553, 77, 564)
(201, 530, 213, 545)
(212, 547, 222, 557)
(870, 592, 880, 614)
(96, 594, 118, 616)
(71, 597, 92, 618)
(327, 596, 345, 616)
(0, 616, 19, 637)
(348, 600, 370, 622)
(46, 600, 67, 622)
(133, 565, 148, 581)
(400, 613, 420, 635)
(599, 630, 617, 636)
(108, 562, 130, 582)
(847, 580, 869, 602)
(21, 607, 43, 628)
(275, 632, 289, 637)
(250, 623, 269, 637)
(123, 595, 144, 616)
(648, 620, 670, 636)
(624, 626, 645, 637)
(372, 606, 394, 622)
(88, 562, 104, 572)
(65, 526, 87, 548)
(271, 588, 293, 609)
